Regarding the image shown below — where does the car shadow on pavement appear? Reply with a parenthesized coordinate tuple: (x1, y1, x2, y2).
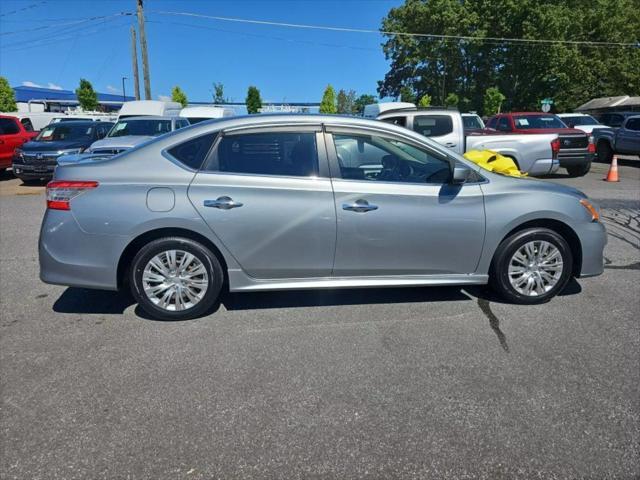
(221, 286, 470, 311)
(53, 288, 135, 315)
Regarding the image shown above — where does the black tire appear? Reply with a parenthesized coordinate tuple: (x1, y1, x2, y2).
(597, 141, 613, 164)
(129, 237, 224, 320)
(566, 162, 591, 177)
(490, 228, 573, 305)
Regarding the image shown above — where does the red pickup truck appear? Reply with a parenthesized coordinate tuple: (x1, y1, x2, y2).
(0, 115, 38, 172)
(486, 112, 595, 176)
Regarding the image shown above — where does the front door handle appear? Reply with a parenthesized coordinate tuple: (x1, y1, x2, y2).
(342, 199, 378, 213)
(444, 142, 457, 148)
(204, 196, 243, 210)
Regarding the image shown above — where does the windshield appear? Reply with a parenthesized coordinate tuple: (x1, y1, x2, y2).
(108, 119, 172, 137)
(462, 115, 484, 129)
(513, 115, 567, 129)
(561, 115, 599, 126)
(36, 124, 93, 141)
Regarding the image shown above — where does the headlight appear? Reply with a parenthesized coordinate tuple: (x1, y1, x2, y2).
(57, 148, 83, 156)
(580, 199, 600, 222)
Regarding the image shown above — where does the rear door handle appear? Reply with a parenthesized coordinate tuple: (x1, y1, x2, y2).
(342, 199, 378, 213)
(204, 196, 243, 210)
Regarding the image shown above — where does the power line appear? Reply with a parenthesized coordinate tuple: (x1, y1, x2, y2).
(0, 12, 134, 36)
(149, 10, 639, 48)
(0, 1, 46, 18)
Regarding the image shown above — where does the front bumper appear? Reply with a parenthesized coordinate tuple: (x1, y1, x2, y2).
(12, 158, 56, 179)
(39, 209, 127, 291)
(575, 220, 607, 278)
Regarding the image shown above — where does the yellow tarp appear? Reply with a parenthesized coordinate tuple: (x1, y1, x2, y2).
(463, 150, 527, 177)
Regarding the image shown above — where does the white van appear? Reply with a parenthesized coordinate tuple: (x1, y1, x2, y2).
(179, 106, 235, 124)
(118, 100, 182, 119)
(363, 102, 416, 118)
(4, 112, 59, 131)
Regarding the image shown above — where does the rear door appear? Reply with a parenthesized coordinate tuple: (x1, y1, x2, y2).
(615, 117, 640, 154)
(188, 125, 337, 279)
(409, 113, 463, 154)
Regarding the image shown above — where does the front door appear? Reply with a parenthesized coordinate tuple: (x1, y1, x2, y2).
(188, 127, 336, 279)
(326, 127, 485, 276)
(616, 117, 640, 154)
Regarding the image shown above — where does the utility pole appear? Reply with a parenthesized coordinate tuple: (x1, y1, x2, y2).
(121, 77, 128, 102)
(130, 26, 140, 100)
(137, 0, 151, 100)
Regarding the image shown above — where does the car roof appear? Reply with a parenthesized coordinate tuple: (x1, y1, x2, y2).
(46, 120, 104, 126)
(119, 115, 177, 121)
(504, 112, 559, 116)
(557, 113, 590, 116)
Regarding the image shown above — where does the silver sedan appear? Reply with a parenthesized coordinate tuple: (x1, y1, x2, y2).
(39, 114, 606, 320)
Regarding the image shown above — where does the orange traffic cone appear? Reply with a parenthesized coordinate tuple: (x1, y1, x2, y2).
(604, 155, 620, 182)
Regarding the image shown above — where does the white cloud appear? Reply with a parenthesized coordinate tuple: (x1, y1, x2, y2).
(158, 95, 171, 101)
(22, 81, 64, 90)
(47, 82, 63, 90)
(106, 85, 120, 94)
(22, 81, 43, 88)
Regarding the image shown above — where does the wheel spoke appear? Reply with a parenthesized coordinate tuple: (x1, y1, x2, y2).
(508, 240, 564, 297)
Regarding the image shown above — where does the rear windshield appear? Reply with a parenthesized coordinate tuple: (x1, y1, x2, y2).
(561, 115, 599, 126)
(108, 119, 172, 137)
(413, 115, 454, 137)
(513, 115, 566, 129)
(36, 124, 93, 141)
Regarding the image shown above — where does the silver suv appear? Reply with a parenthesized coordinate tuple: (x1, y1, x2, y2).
(40, 115, 606, 320)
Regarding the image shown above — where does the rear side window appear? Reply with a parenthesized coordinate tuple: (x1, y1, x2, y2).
(0, 118, 20, 135)
(168, 133, 217, 170)
(211, 132, 318, 177)
(486, 117, 497, 129)
(413, 115, 453, 137)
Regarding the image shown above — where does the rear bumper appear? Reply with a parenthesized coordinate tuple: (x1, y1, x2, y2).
(528, 157, 560, 176)
(576, 220, 607, 278)
(39, 210, 126, 291)
(558, 152, 594, 168)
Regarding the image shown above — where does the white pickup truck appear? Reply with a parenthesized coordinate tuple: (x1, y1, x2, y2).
(376, 106, 560, 176)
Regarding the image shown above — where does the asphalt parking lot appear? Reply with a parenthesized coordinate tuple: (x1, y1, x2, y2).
(1, 162, 638, 479)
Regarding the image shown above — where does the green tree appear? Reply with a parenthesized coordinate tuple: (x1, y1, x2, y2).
(399, 85, 416, 104)
(444, 92, 459, 109)
(319, 85, 337, 114)
(0, 76, 17, 112)
(213, 82, 225, 103)
(336, 89, 350, 114)
(171, 85, 188, 107)
(418, 94, 432, 107)
(353, 94, 376, 115)
(378, 0, 640, 113)
(483, 87, 506, 116)
(75, 78, 98, 111)
(245, 86, 262, 114)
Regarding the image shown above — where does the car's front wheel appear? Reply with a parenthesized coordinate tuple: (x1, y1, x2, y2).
(566, 162, 591, 177)
(129, 237, 224, 320)
(490, 228, 573, 304)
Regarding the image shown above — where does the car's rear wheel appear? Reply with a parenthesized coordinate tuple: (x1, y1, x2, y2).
(566, 162, 591, 177)
(490, 228, 573, 304)
(129, 237, 224, 320)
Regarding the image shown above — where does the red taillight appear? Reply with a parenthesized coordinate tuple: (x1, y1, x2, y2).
(551, 138, 560, 159)
(46, 181, 98, 210)
(588, 135, 596, 153)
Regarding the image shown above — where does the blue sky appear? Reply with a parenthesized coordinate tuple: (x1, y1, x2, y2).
(0, 0, 401, 103)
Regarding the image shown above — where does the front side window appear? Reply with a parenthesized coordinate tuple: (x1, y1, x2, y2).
(462, 115, 483, 129)
(332, 133, 451, 184)
(20, 118, 35, 132)
(0, 118, 20, 135)
(381, 116, 406, 127)
(107, 119, 172, 137)
(486, 117, 497, 129)
(168, 133, 217, 170)
(175, 119, 189, 130)
(513, 115, 566, 129)
(624, 118, 640, 131)
(210, 131, 318, 177)
(412, 115, 454, 137)
(497, 117, 512, 131)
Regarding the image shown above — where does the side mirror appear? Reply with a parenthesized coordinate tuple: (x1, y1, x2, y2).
(451, 164, 472, 184)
